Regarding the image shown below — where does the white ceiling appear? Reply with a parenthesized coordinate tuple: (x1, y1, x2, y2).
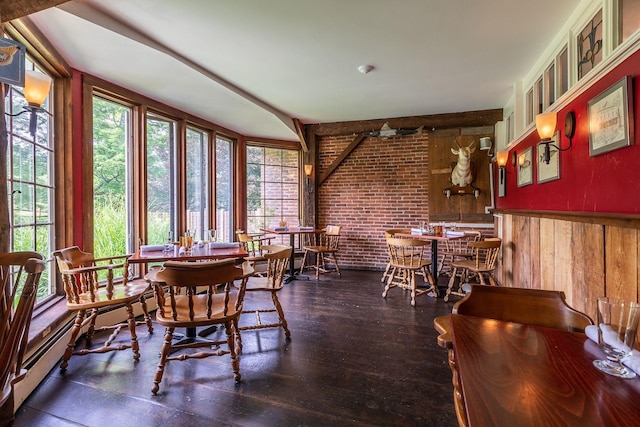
(27, 0, 582, 141)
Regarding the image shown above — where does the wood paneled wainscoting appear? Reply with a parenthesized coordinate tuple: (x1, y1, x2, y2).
(493, 210, 640, 323)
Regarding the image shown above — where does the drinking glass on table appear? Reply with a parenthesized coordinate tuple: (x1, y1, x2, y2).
(164, 230, 174, 252)
(207, 229, 217, 242)
(593, 297, 640, 378)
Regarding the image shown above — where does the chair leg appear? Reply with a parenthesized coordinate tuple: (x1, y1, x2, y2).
(332, 253, 341, 276)
(410, 271, 417, 307)
(300, 250, 309, 273)
(381, 262, 391, 283)
(139, 294, 154, 334)
(124, 302, 141, 361)
(233, 318, 243, 353)
(315, 253, 321, 280)
(60, 309, 87, 371)
(152, 327, 174, 394)
(444, 268, 458, 302)
(85, 308, 98, 342)
(225, 321, 241, 383)
(488, 273, 498, 287)
(478, 272, 488, 286)
(382, 269, 397, 298)
(271, 292, 291, 338)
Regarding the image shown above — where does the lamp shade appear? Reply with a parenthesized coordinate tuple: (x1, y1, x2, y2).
(535, 112, 557, 140)
(304, 164, 313, 176)
(496, 151, 509, 167)
(24, 71, 52, 108)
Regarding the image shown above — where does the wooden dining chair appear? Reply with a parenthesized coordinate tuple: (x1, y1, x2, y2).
(443, 238, 501, 302)
(381, 229, 411, 284)
(0, 252, 45, 424)
(438, 231, 482, 276)
(239, 245, 292, 343)
(52, 246, 153, 371)
(300, 225, 342, 280)
(382, 237, 436, 306)
(433, 285, 593, 427)
(147, 258, 250, 394)
(236, 230, 273, 275)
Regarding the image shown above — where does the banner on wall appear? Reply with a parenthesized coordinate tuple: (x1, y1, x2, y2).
(0, 37, 25, 87)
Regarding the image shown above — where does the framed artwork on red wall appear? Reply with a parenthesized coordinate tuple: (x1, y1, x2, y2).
(588, 75, 634, 156)
(537, 133, 560, 184)
(517, 147, 533, 187)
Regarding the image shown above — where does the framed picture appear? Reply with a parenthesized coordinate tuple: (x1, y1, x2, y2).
(517, 147, 533, 187)
(537, 132, 560, 184)
(588, 75, 634, 156)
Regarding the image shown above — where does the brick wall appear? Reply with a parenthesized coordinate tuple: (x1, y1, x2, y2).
(317, 133, 430, 271)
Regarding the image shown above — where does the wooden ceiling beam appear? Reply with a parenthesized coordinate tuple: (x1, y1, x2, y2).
(308, 109, 503, 137)
(0, 0, 68, 23)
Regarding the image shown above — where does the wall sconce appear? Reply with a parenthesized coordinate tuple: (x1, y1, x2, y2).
(536, 111, 574, 164)
(5, 70, 52, 137)
(495, 150, 514, 197)
(479, 137, 492, 155)
(304, 164, 313, 190)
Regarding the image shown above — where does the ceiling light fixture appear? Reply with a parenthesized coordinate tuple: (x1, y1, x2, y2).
(358, 65, 374, 74)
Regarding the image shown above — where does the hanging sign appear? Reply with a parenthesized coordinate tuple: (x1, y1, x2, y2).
(0, 37, 26, 86)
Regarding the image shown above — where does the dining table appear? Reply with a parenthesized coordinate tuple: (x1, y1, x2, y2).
(130, 243, 249, 344)
(260, 227, 324, 283)
(450, 313, 640, 426)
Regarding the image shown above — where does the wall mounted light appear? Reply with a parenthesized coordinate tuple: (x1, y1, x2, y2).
(536, 111, 574, 164)
(5, 70, 52, 136)
(495, 150, 513, 197)
(304, 164, 313, 190)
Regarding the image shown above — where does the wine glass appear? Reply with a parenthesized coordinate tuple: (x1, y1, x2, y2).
(593, 297, 640, 379)
(207, 229, 217, 243)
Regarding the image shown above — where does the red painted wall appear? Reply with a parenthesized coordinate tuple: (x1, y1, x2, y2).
(496, 50, 640, 214)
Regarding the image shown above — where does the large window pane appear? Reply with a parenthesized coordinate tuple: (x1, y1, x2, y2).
(146, 115, 176, 245)
(186, 128, 209, 241)
(5, 60, 55, 304)
(92, 96, 131, 257)
(246, 146, 300, 246)
(216, 137, 232, 242)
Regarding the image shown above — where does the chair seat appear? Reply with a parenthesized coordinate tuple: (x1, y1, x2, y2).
(450, 259, 493, 273)
(390, 259, 431, 270)
(245, 276, 283, 292)
(66, 283, 150, 309)
(155, 293, 241, 327)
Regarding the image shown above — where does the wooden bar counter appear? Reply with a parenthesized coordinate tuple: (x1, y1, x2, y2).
(450, 314, 640, 427)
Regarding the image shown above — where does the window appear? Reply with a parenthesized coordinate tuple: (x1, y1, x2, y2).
(526, 88, 534, 126)
(5, 62, 55, 304)
(534, 77, 543, 115)
(92, 96, 133, 257)
(557, 47, 569, 97)
(578, 9, 603, 80)
(215, 137, 233, 242)
(186, 127, 209, 241)
(620, 0, 640, 43)
(146, 114, 177, 245)
(246, 146, 300, 244)
(544, 63, 555, 108)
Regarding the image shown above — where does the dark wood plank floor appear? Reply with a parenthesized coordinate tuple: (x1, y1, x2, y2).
(14, 270, 458, 427)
